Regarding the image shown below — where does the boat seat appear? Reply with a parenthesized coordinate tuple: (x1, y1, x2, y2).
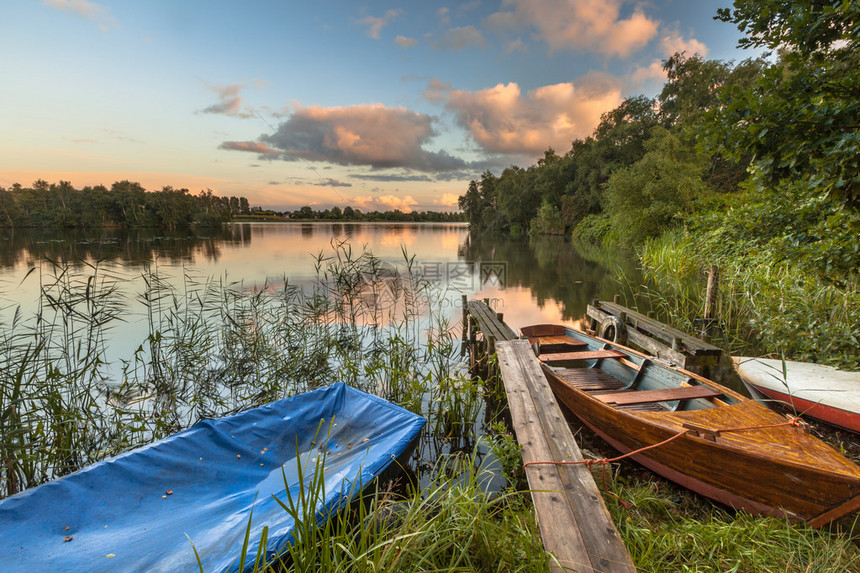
(535, 337, 588, 354)
(591, 385, 723, 406)
(539, 349, 626, 362)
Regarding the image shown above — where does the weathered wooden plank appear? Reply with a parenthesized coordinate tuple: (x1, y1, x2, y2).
(592, 385, 722, 406)
(466, 300, 518, 342)
(587, 306, 691, 367)
(595, 301, 720, 355)
(540, 349, 627, 362)
(497, 341, 635, 573)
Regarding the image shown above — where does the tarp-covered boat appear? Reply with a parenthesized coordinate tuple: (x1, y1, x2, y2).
(0, 383, 425, 572)
(522, 324, 860, 527)
(733, 356, 860, 433)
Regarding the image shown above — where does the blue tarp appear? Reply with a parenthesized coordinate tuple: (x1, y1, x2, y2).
(0, 383, 425, 572)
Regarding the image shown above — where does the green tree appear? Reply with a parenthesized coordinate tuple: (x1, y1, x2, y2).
(713, 0, 860, 206)
(604, 128, 709, 244)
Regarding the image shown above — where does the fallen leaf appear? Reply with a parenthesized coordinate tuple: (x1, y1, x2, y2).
(63, 536, 73, 542)
(362, 438, 370, 443)
(64, 526, 70, 531)
(236, 454, 241, 459)
(106, 554, 116, 558)
(165, 490, 173, 495)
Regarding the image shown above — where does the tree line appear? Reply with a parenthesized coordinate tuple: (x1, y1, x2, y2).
(281, 205, 465, 222)
(0, 180, 249, 229)
(459, 0, 858, 286)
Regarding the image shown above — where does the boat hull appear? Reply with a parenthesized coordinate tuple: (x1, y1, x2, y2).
(733, 357, 860, 433)
(0, 383, 426, 572)
(526, 325, 860, 527)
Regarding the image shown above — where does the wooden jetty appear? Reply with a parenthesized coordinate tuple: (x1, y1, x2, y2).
(462, 297, 518, 378)
(497, 340, 635, 572)
(586, 298, 722, 371)
(463, 299, 634, 572)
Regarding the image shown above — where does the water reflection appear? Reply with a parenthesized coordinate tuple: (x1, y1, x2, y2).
(461, 232, 645, 325)
(0, 226, 245, 269)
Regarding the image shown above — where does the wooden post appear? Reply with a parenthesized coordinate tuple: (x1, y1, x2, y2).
(704, 266, 719, 319)
(613, 294, 620, 304)
(461, 295, 468, 343)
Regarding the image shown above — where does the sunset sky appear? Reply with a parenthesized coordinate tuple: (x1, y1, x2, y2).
(1, 1, 756, 212)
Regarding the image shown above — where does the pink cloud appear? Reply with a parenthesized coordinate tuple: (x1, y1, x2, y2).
(629, 60, 667, 87)
(395, 35, 417, 48)
(353, 194, 417, 213)
(356, 9, 402, 39)
(201, 84, 255, 118)
(433, 26, 486, 51)
(441, 73, 623, 155)
(488, 0, 658, 58)
(44, 0, 116, 30)
(661, 32, 709, 58)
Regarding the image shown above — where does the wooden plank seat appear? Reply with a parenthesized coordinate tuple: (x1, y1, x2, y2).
(591, 385, 723, 406)
(535, 337, 589, 354)
(540, 349, 626, 362)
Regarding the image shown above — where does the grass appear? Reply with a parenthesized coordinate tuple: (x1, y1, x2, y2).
(606, 473, 860, 572)
(637, 230, 859, 369)
(260, 452, 549, 573)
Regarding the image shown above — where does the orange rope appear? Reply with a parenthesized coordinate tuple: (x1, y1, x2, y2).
(521, 415, 804, 510)
(523, 416, 804, 470)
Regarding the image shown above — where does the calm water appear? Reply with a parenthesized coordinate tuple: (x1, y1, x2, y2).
(0, 223, 648, 490)
(0, 222, 643, 344)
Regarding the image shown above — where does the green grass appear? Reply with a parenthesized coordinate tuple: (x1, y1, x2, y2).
(637, 230, 859, 369)
(605, 473, 860, 572)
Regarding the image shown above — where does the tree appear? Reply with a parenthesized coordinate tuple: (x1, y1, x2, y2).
(604, 128, 708, 244)
(713, 1, 860, 206)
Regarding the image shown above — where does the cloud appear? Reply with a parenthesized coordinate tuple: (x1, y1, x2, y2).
(434, 193, 461, 207)
(356, 9, 402, 39)
(255, 104, 468, 172)
(440, 73, 623, 156)
(395, 35, 417, 48)
(437, 7, 450, 26)
(219, 141, 281, 155)
(201, 84, 255, 118)
(351, 173, 433, 182)
(433, 26, 485, 51)
(44, 0, 117, 30)
(353, 194, 417, 213)
(487, 0, 658, 58)
(628, 60, 667, 87)
(311, 178, 353, 187)
(661, 32, 708, 58)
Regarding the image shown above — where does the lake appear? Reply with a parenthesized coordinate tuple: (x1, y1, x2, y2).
(0, 222, 645, 494)
(0, 222, 643, 356)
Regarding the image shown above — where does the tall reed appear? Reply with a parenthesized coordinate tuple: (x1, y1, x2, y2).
(0, 241, 487, 498)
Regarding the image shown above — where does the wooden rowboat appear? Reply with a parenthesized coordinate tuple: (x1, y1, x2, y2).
(521, 324, 860, 527)
(733, 357, 860, 433)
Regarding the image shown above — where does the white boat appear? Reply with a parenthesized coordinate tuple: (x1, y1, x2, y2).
(732, 357, 860, 433)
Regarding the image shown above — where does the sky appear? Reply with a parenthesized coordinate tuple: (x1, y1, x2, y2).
(0, 1, 759, 212)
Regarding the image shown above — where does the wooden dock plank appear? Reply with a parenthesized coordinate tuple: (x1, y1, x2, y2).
(593, 301, 720, 356)
(497, 341, 635, 573)
(466, 300, 518, 342)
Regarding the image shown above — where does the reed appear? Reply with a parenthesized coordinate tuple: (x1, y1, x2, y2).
(0, 241, 482, 498)
(637, 231, 859, 367)
(230, 451, 548, 572)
